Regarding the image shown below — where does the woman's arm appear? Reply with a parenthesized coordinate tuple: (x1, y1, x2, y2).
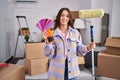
(43, 29, 56, 59)
(76, 30, 95, 56)
(44, 43, 56, 59)
(76, 30, 88, 56)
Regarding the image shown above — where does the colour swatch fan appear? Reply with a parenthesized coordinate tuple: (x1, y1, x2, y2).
(36, 18, 54, 42)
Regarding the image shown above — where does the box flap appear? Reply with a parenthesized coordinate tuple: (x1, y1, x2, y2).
(98, 52, 120, 58)
(105, 37, 120, 48)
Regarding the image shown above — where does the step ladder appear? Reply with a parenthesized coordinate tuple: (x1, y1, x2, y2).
(13, 16, 33, 60)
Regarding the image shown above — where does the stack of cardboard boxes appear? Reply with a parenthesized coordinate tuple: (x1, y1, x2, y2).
(24, 42, 49, 76)
(97, 37, 120, 79)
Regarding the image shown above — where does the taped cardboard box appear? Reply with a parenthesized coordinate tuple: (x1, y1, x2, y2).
(25, 42, 46, 59)
(0, 64, 25, 80)
(24, 57, 49, 76)
(97, 52, 120, 79)
(105, 37, 120, 56)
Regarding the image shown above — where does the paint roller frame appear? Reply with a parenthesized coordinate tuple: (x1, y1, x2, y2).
(78, 8, 105, 80)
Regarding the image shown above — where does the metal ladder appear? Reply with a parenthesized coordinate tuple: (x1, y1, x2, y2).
(13, 16, 33, 60)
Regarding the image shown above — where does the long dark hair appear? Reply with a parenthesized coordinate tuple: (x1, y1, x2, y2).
(54, 7, 74, 30)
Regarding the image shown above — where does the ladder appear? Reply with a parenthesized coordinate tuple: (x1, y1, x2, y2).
(13, 16, 32, 60)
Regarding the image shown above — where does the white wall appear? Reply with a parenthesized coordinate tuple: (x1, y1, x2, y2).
(0, 0, 11, 62)
(0, 0, 6, 62)
(10, 0, 91, 57)
(91, 0, 113, 43)
(77, 0, 113, 45)
(110, 0, 120, 37)
(90, 0, 120, 42)
(5, 0, 119, 58)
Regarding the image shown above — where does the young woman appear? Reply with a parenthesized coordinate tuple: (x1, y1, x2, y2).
(44, 7, 95, 80)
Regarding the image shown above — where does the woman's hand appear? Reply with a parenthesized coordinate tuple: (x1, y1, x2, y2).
(87, 42, 96, 51)
(43, 29, 54, 44)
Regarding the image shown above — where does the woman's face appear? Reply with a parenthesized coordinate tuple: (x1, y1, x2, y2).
(60, 10, 69, 26)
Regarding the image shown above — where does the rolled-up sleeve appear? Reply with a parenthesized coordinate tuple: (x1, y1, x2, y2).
(77, 44, 88, 56)
(76, 31, 88, 56)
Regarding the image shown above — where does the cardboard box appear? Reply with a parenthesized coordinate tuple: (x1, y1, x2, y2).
(24, 57, 49, 76)
(25, 42, 46, 59)
(105, 37, 120, 56)
(0, 64, 25, 80)
(97, 52, 120, 79)
(77, 56, 85, 64)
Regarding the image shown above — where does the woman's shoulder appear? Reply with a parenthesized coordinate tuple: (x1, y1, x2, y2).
(69, 27, 79, 34)
(69, 27, 81, 40)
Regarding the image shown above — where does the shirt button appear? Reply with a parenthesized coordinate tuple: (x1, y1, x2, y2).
(69, 71, 71, 73)
(68, 49, 70, 52)
(69, 61, 71, 63)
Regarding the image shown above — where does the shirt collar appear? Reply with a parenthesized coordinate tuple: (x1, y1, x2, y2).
(53, 26, 73, 37)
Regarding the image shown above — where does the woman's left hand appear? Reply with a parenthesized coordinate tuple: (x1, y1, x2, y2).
(87, 42, 96, 51)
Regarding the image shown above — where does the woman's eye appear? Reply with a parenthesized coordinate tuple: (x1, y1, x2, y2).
(61, 14, 69, 18)
(66, 15, 69, 18)
(61, 14, 65, 17)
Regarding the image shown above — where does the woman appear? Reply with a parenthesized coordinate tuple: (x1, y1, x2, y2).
(44, 7, 95, 80)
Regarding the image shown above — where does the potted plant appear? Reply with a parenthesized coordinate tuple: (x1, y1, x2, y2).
(21, 27, 30, 35)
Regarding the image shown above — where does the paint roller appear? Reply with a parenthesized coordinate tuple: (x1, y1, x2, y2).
(79, 9, 104, 18)
(79, 8, 104, 80)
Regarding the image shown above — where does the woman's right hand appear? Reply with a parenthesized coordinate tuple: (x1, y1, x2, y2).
(87, 42, 96, 51)
(43, 29, 54, 44)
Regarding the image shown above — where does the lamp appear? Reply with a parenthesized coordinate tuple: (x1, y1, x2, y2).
(74, 19, 85, 29)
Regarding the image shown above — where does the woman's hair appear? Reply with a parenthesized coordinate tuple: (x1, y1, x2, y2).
(54, 7, 74, 30)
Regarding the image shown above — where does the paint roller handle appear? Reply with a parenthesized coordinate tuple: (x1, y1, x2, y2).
(90, 25, 94, 42)
(90, 25, 95, 79)
(87, 25, 96, 51)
